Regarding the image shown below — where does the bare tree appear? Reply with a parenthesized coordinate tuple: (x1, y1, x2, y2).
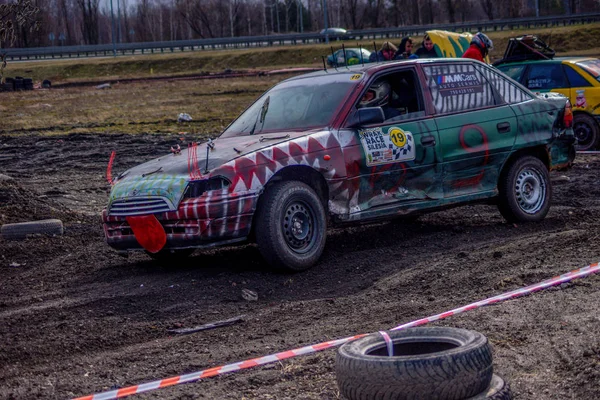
(76, 0, 99, 44)
(479, 0, 495, 20)
(0, 0, 40, 82)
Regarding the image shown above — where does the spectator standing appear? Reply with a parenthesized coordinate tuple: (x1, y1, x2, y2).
(462, 32, 493, 62)
(369, 42, 398, 62)
(415, 34, 438, 58)
(394, 37, 417, 60)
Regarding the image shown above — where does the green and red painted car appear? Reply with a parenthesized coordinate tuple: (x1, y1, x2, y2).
(103, 58, 576, 271)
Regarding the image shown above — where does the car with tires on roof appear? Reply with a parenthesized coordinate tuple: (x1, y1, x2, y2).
(103, 58, 576, 271)
(494, 34, 600, 151)
(327, 48, 372, 67)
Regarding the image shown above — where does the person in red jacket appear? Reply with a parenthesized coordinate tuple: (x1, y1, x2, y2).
(462, 32, 493, 62)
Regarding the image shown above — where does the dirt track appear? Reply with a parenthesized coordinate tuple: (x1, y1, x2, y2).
(1, 132, 599, 400)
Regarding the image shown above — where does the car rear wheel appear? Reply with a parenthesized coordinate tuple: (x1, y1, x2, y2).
(573, 113, 599, 151)
(498, 156, 551, 223)
(255, 181, 327, 271)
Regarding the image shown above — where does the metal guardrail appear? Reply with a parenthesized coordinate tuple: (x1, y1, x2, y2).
(5, 12, 600, 61)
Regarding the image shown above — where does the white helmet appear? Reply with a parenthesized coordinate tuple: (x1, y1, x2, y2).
(360, 80, 391, 108)
(471, 32, 493, 51)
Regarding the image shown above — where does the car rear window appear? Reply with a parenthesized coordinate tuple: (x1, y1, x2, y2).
(576, 60, 600, 82)
(564, 65, 592, 87)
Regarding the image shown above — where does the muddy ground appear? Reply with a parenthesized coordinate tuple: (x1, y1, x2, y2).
(0, 131, 599, 400)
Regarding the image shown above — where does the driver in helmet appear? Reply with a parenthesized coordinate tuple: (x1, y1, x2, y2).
(358, 79, 402, 120)
(462, 32, 493, 62)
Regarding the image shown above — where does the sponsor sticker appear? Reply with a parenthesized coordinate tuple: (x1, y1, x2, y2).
(434, 72, 483, 97)
(350, 74, 362, 81)
(359, 126, 415, 166)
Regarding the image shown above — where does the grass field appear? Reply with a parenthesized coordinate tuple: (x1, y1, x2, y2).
(2, 22, 600, 137)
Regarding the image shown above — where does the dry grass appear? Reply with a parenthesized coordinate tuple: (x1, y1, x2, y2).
(3, 22, 600, 137)
(0, 74, 285, 136)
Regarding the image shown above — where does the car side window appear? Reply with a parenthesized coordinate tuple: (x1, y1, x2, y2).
(422, 63, 495, 114)
(564, 65, 592, 87)
(526, 64, 567, 90)
(477, 65, 531, 104)
(497, 64, 527, 82)
(355, 69, 425, 124)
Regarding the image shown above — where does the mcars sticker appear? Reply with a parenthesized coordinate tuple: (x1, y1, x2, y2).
(434, 72, 483, 97)
(359, 127, 415, 166)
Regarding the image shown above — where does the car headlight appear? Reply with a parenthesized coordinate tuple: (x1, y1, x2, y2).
(184, 177, 231, 198)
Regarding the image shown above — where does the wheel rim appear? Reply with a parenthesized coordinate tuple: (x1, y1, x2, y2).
(574, 120, 595, 149)
(282, 200, 316, 254)
(514, 167, 546, 214)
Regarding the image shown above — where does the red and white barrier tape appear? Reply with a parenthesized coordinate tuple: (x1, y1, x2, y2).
(74, 262, 599, 400)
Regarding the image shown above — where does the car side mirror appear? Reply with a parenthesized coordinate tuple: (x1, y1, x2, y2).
(347, 107, 385, 128)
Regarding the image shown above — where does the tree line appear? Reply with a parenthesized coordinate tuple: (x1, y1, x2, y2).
(1, 0, 599, 48)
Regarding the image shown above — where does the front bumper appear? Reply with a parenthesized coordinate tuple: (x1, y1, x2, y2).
(103, 191, 259, 251)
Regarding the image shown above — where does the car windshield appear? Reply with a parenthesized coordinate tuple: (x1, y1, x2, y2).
(221, 74, 358, 137)
(576, 59, 600, 82)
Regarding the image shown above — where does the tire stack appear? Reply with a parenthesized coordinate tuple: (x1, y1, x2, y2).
(1, 77, 14, 91)
(336, 327, 511, 400)
(1, 76, 35, 91)
(13, 76, 24, 91)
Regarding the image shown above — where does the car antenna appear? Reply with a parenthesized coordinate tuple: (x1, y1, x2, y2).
(373, 41, 378, 62)
(342, 43, 349, 69)
(358, 42, 364, 66)
(330, 46, 338, 70)
(321, 56, 328, 72)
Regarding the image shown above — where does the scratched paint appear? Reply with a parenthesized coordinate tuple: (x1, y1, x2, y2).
(103, 60, 576, 255)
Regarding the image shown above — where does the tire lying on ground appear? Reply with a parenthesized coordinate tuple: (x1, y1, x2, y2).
(465, 374, 512, 400)
(1, 219, 64, 240)
(335, 327, 493, 400)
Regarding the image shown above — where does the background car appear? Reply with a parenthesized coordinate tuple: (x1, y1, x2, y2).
(326, 48, 371, 67)
(495, 35, 600, 151)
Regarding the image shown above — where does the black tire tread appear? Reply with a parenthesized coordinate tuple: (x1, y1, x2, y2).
(1, 219, 64, 240)
(574, 113, 599, 151)
(254, 181, 326, 271)
(336, 327, 493, 400)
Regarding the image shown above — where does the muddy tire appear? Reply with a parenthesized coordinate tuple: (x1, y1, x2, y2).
(254, 181, 327, 271)
(336, 327, 493, 400)
(498, 156, 551, 223)
(573, 113, 599, 151)
(146, 248, 194, 263)
(466, 374, 512, 400)
(1, 219, 64, 240)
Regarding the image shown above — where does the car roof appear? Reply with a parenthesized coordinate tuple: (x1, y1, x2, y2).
(284, 57, 474, 82)
(497, 57, 598, 67)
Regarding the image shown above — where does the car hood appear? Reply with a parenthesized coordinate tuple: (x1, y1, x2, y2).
(108, 131, 316, 209)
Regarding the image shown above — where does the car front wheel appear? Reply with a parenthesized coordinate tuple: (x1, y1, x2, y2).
(573, 113, 599, 151)
(498, 156, 551, 223)
(255, 181, 327, 271)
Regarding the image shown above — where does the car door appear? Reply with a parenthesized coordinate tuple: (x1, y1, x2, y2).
(340, 68, 442, 220)
(421, 61, 518, 198)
